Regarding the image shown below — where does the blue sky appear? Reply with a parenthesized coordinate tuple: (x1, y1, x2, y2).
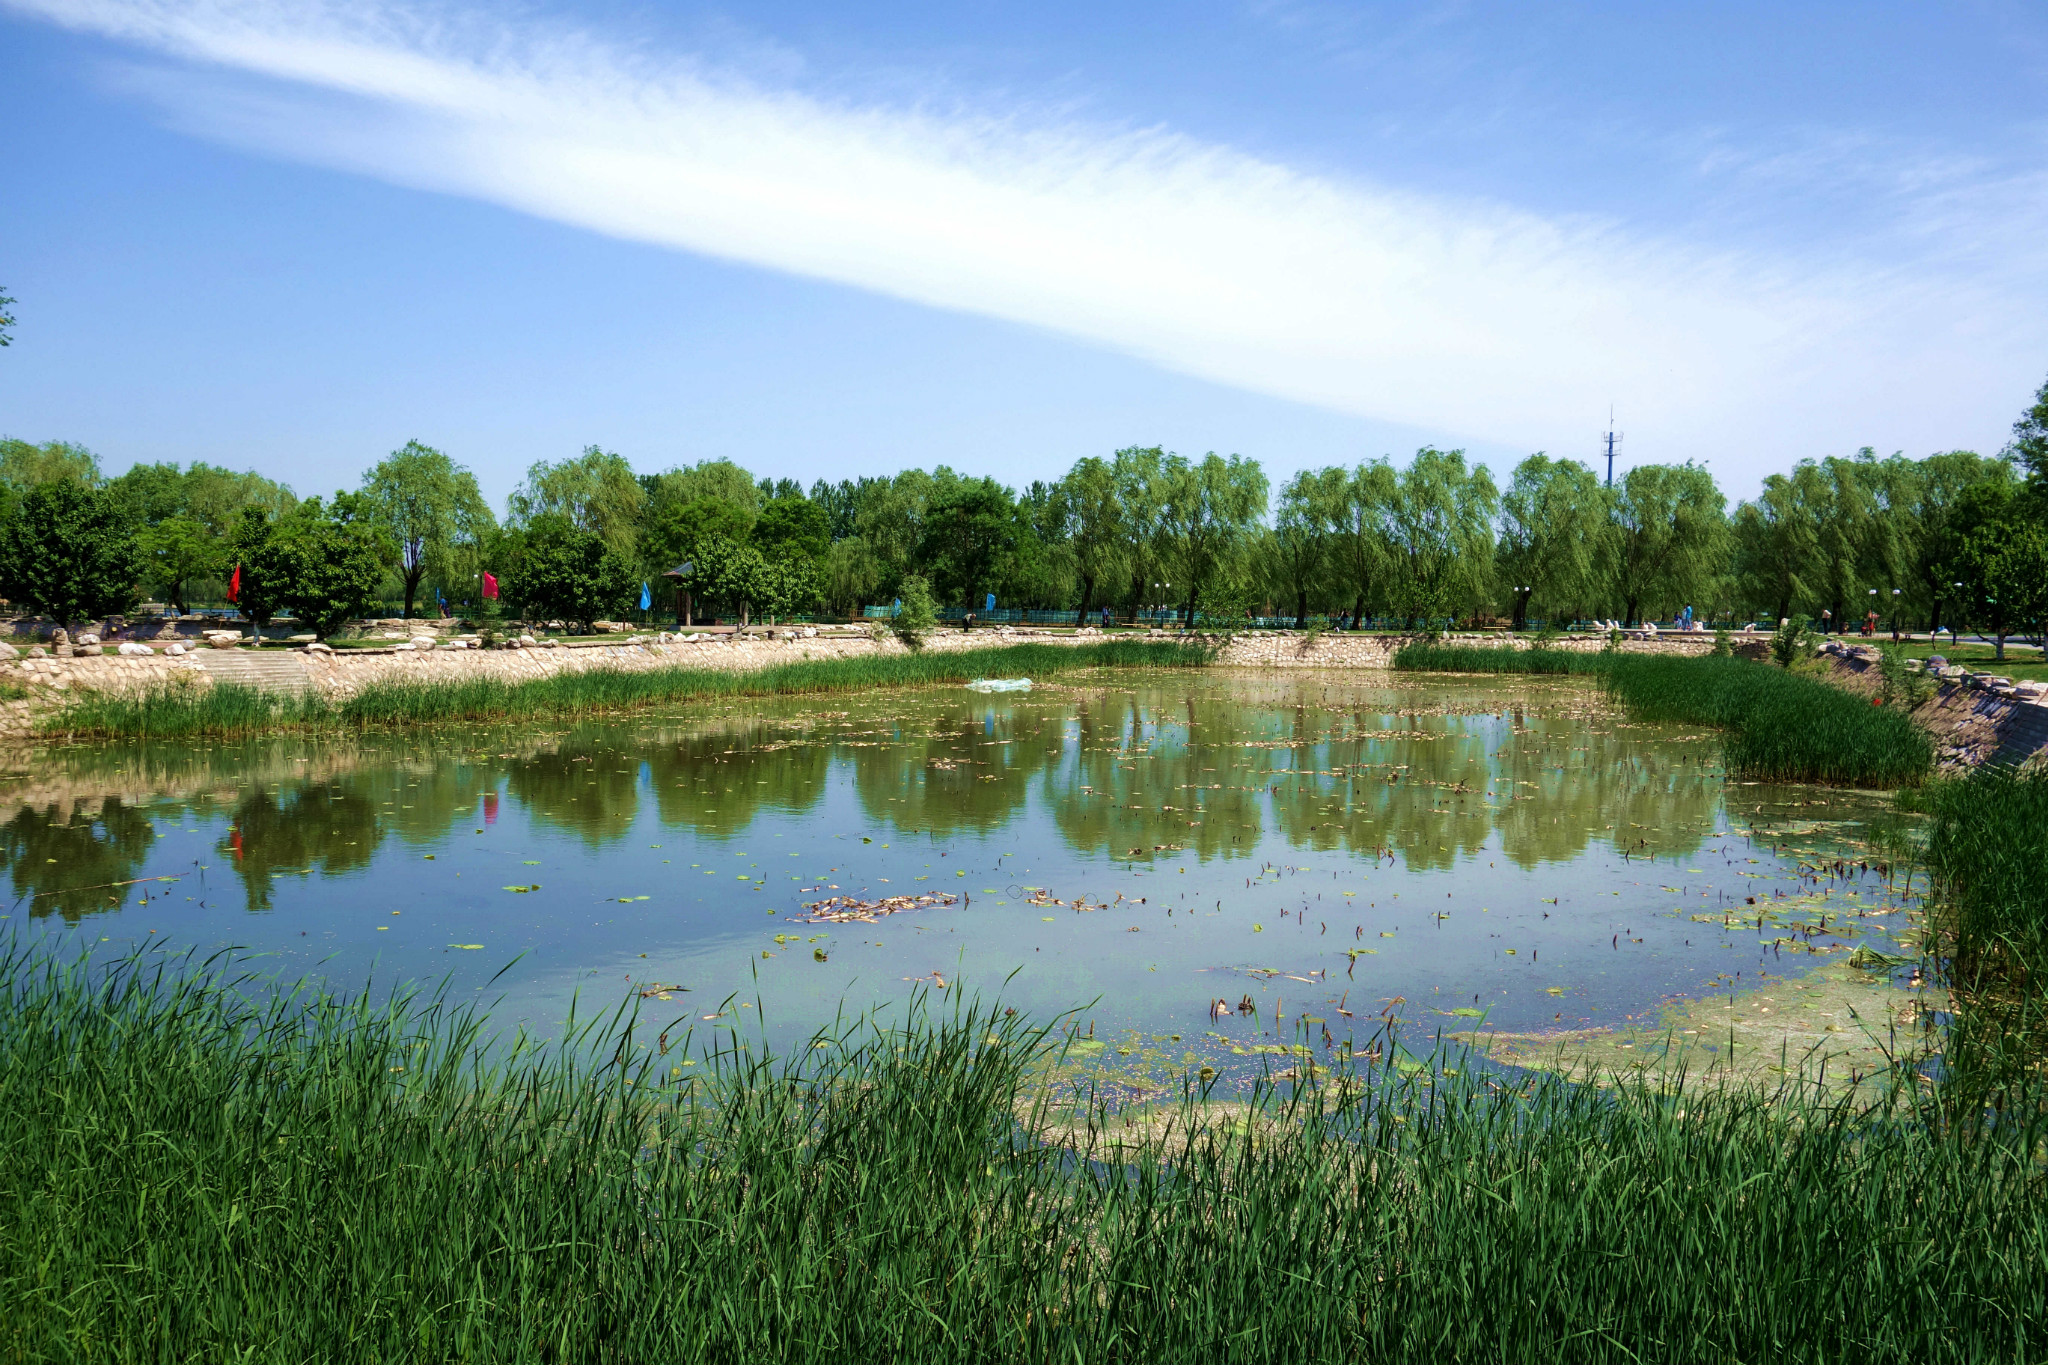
(3, 0, 2045, 508)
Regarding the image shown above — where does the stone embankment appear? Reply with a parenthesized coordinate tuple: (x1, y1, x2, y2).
(1811, 640, 2048, 771)
(0, 623, 1723, 740)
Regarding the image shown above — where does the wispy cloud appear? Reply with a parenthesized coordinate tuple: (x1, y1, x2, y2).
(9, 0, 2042, 464)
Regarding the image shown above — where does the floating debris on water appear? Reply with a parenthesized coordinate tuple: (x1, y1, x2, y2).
(794, 892, 960, 924)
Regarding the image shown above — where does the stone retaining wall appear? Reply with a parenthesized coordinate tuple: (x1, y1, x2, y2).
(2, 625, 1729, 707)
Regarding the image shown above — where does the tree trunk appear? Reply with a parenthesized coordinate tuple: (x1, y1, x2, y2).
(1512, 588, 1532, 632)
(1075, 574, 1094, 627)
(1624, 596, 1641, 629)
(1294, 588, 1308, 630)
(402, 564, 423, 621)
(1351, 592, 1365, 630)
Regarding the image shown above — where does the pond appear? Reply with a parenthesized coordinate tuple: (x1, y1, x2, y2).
(0, 668, 1923, 1085)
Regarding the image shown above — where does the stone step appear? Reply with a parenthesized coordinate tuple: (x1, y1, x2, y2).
(189, 649, 313, 692)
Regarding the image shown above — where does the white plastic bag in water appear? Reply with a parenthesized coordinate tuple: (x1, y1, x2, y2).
(965, 677, 1032, 693)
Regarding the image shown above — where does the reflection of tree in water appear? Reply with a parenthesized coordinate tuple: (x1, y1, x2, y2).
(1048, 691, 1262, 863)
(222, 782, 384, 911)
(849, 707, 1049, 838)
(1494, 719, 1717, 869)
(1266, 710, 1496, 872)
(648, 725, 830, 840)
(0, 799, 157, 923)
(504, 742, 645, 849)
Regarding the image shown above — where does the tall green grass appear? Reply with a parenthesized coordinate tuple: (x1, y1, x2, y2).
(1, 941, 2039, 1362)
(1915, 764, 2048, 1098)
(1394, 645, 1933, 786)
(45, 641, 1204, 740)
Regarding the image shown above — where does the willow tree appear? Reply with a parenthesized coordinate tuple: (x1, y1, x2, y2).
(1388, 448, 1497, 629)
(507, 447, 644, 560)
(1494, 454, 1605, 630)
(1159, 452, 1268, 625)
(1603, 462, 1728, 626)
(1733, 462, 1826, 624)
(1330, 459, 1397, 629)
(1111, 446, 1167, 620)
(362, 441, 494, 619)
(1272, 466, 1348, 627)
(1049, 456, 1123, 625)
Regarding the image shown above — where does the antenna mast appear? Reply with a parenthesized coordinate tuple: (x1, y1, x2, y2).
(1603, 407, 1624, 488)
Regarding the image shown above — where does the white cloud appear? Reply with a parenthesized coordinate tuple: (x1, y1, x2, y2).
(10, 0, 2043, 470)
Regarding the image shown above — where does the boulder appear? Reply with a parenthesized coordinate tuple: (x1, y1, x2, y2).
(75, 644, 103, 656)
(165, 643, 186, 656)
(0, 641, 16, 660)
(117, 642, 154, 656)
(302, 641, 333, 653)
(287, 633, 317, 643)
(410, 635, 437, 650)
(75, 632, 100, 647)
(153, 621, 183, 641)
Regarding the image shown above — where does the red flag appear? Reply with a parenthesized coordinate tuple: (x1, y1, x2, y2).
(482, 571, 499, 600)
(227, 564, 241, 603)
(484, 792, 499, 826)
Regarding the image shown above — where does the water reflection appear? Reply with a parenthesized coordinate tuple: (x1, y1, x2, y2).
(0, 672, 1735, 921)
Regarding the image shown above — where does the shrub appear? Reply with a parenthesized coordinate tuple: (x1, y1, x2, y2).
(891, 573, 938, 651)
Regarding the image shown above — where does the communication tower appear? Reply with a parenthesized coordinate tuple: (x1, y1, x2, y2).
(1603, 407, 1623, 488)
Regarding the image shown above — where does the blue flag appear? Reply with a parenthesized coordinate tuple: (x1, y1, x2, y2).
(639, 581, 651, 611)
(985, 592, 996, 612)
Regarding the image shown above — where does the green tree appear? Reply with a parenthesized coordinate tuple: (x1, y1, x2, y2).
(1733, 462, 1825, 625)
(1333, 459, 1397, 629)
(0, 482, 140, 625)
(1495, 454, 1605, 631)
(1110, 447, 1167, 621)
(136, 517, 220, 614)
(2008, 371, 2048, 486)
(0, 439, 100, 490)
(820, 537, 884, 617)
(1603, 462, 1727, 626)
(361, 440, 493, 620)
(1388, 448, 1497, 629)
(1906, 451, 2013, 636)
(508, 447, 645, 559)
(1949, 480, 2048, 661)
(752, 494, 830, 568)
(225, 509, 282, 633)
(916, 475, 1015, 610)
(502, 513, 636, 632)
(257, 494, 389, 639)
(1159, 452, 1268, 624)
(1272, 467, 1347, 627)
(892, 572, 938, 650)
(1050, 456, 1123, 625)
(0, 285, 14, 347)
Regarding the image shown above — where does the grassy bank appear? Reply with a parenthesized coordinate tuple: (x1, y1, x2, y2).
(1393, 645, 1933, 786)
(1, 942, 2040, 1363)
(45, 641, 1206, 740)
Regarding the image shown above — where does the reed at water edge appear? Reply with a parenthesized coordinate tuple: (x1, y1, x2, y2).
(1392, 644, 1934, 787)
(41, 640, 1206, 740)
(0, 936, 2039, 1364)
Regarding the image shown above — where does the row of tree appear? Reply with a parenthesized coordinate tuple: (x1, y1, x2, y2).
(2, 376, 2044, 642)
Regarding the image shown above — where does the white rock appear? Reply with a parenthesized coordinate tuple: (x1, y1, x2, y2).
(117, 642, 153, 655)
(410, 635, 437, 650)
(75, 632, 100, 646)
(0, 642, 17, 660)
(165, 642, 186, 656)
(302, 641, 333, 653)
(519, 634, 537, 646)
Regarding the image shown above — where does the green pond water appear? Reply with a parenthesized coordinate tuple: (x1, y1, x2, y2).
(0, 669, 1919, 1083)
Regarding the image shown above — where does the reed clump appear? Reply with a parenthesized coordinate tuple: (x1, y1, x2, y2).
(1915, 764, 2048, 1099)
(2, 940, 2041, 1362)
(44, 641, 1203, 739)
(1393, 645, 1933, 786)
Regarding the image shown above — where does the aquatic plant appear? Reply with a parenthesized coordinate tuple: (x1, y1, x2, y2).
(1391, 645, 1933, 786)
(42, 641, 1203, 739)
(0, 939, 2041, 1362)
